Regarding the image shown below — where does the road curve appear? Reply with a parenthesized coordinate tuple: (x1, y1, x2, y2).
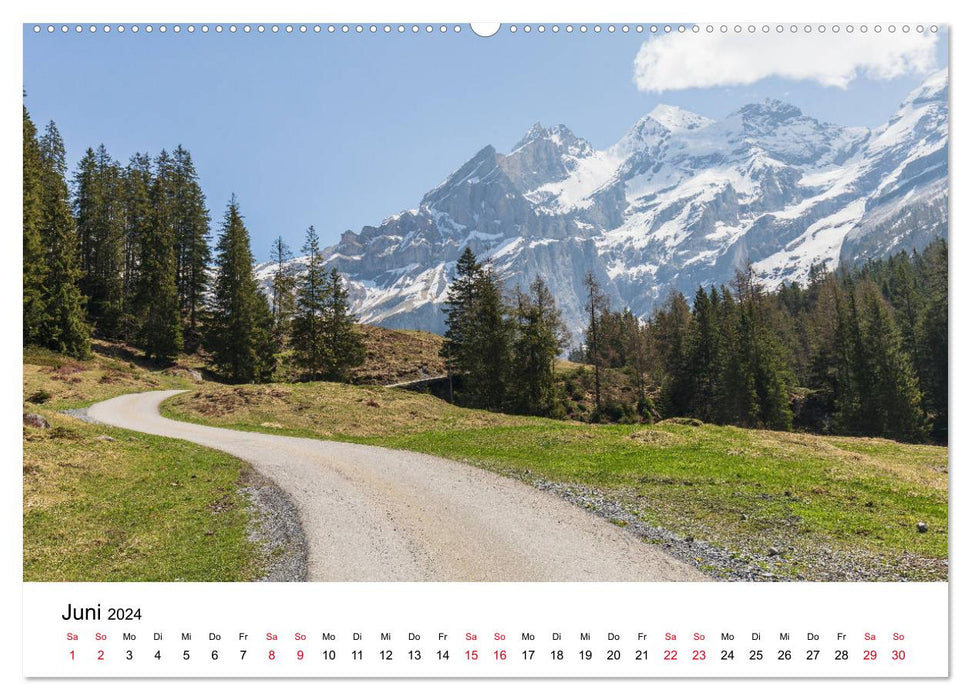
(85, 390, 707, 582)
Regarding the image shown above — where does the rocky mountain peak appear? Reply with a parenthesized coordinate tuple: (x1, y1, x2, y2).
(511, 122, 588, 153)
(501, 123, 595, 191)
(421, 144, 501, 209)
(512, 122, 548, 150)
(902, 68, 948, 107)
(727, 99, 813, 143)
(646, 104, 713, 132)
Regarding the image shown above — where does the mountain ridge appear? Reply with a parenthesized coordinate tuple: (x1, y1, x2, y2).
(255, 69, 948, 339)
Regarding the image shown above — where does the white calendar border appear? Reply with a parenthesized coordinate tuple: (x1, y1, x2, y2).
(3, 0, 963, 696)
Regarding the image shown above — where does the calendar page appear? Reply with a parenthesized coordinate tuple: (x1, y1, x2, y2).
(18, 9, 952, 687)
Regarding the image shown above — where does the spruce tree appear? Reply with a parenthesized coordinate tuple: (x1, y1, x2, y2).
(465, 266, 511, 411)
(805, 275, 844, 428)
(511, 278, 566, 416)
(623, 311, 654, 417)
(135, 150, 182, 363)
(320, 267, 365, 381)
(617, 245, 946, 441)
(583, 272, 610, 418)
(74, 144, 125, 337)
(709, 271, 792, 430)
(597, 310, 626, 369)
(833, 279, 868, 433)
(857, 282, 926, 440)
(37, 121, 89, 357)
(654, 290, 693, 417)
(172, 146, 211, 349)
(205, 197, 276, 383)
(441, 247, 482, 402)
(121, 154, 154, 342)
(917, 239, 947, 440)
(684, 287, 721, 421)
(269, 236, 296, 344)
(734, 269, 792, 430)
(23, 106, 47, 345)
(884, 251, 922, 365)
(74, 148, 97, 287)
(292, 226, 329, 379)
(715, 286, 759, 426)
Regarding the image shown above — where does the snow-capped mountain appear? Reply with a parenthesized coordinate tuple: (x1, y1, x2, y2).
(256, 69, 948, 338)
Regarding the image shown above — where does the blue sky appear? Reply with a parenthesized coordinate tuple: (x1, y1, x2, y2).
(23, 25, 948, 257)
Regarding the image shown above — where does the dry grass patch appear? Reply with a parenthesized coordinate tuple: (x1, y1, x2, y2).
(627, 428, 686, 447)
(748, 429, 947, 490)
(23, 343, 198, 410)
(351, 325, 445, 385)
(169, 381, 536, 439)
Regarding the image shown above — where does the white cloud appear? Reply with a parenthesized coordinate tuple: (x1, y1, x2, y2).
(633, 30, 940, 92)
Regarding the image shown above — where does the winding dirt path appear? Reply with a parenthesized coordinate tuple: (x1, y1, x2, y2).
(85, 390, 707, 582)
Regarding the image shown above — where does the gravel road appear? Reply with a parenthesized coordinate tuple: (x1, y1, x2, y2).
(85, 390, 707, 582)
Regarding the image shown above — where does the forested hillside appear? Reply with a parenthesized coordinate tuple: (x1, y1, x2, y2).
(437, 243, 946, 444)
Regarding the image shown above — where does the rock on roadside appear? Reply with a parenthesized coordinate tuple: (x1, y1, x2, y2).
(23, 412, 49, 429)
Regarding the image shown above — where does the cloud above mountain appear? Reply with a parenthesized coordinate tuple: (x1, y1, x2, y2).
(633, 29, 939, 92)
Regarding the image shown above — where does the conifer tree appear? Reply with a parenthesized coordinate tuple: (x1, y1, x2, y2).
(135, 150, 182, 362)
(684, 286, 721, 421)
(511, 278, 566, 416)
(441, 247, 482, 402)
(320, 267, 365, 382)
(734, 269, 792, 430)
(269, 236, 296, 344)
(74, 144, 125, 337)
(205, 197, 276, 383)
(623, 311, 654, 417)
(465, 266, 511, 411)
(917, 239, 947, 440)
(172, 146, 211, 349)
(856, 281, 926, 440)
(805, 275, 844, 427)
(121, 154, 154, 342)
(74, 148, 97, 282)
(37, 121, 89, 357)
(583, 272, 610, 418)
(654, 290, 693, 417)
(884, 251, 922, 365)
(833, 279, 868, 432)
(292, 226, 329, 379)
(710, 287, 754, 425)
(596, 310, 627, 369)
(23, 106, 47, 345)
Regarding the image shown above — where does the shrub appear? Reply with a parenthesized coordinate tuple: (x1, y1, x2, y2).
(27, 389, 52, 404)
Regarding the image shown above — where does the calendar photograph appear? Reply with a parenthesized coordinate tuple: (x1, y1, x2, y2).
(22, 22, 948, 593)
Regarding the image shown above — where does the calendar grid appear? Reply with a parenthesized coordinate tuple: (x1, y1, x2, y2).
(24, 582, 948, 678)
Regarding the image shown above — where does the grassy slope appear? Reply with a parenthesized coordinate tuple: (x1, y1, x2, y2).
(23, 345, 261, 581)
(273, 324, 446, 385)
(351, 325, 446, 385)
(164, 382, 948, 581)
(23, 341, 197, 410)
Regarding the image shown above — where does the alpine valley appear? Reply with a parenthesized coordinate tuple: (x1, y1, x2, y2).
(255, 69, 948, 338)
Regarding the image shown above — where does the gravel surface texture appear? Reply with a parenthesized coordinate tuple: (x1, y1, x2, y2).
(83, 390, 708, 582)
